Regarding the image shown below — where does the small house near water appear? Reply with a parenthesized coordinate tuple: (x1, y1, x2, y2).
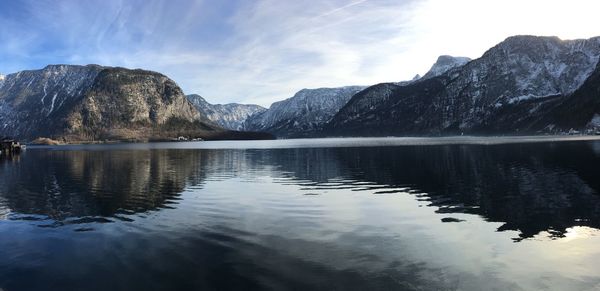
(0, 138, 25, 155)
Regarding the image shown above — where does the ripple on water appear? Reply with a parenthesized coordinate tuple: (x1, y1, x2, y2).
(1, 141, 600, 290)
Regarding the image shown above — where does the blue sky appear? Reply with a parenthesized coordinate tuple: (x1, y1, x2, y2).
(1, 0, 600, 107)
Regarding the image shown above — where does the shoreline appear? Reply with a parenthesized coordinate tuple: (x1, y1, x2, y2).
(24, 135, 600, 150)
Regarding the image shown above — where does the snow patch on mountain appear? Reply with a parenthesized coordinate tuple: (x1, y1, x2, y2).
(589, 114, 600, 127)
(48, 93, 58, 115)
(506, 93, 561, 104)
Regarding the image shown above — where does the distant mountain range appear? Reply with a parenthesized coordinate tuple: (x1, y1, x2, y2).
(244, 86, 366, 137)
(186, 94, 265, 131)
(1, 35, 599, 142)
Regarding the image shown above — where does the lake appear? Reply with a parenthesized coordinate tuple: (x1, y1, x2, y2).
(1, 137, 600, 290)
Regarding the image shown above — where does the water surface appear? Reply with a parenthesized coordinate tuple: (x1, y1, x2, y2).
(1, 137, 600, 290)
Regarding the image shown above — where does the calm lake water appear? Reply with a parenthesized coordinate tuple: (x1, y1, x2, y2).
(1, 137, 600, 290)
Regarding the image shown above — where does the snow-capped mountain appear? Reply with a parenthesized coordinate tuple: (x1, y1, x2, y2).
(0, 65, 271, 141)
(421, 55, 471, 79)
(244, 86, 366, 137)
(325, 35, 600, 136)
(186, 94, 265, 130)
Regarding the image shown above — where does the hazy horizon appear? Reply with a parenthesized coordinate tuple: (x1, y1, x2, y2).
(2, 0, 600, 107)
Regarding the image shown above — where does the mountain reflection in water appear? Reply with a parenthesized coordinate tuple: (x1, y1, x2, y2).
(0, 139, 599, 290)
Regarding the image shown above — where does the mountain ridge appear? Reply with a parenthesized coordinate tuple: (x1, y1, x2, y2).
(186, 94, 265, 131)
(244, 86, 366, 137)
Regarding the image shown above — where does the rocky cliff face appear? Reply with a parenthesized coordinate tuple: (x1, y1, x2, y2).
(244, 86, 365, 137)
(64, 67, 218, 141)
(326, 35, 600, 136)
(0, 65, 233, 141)
(186, 94, 265, 130)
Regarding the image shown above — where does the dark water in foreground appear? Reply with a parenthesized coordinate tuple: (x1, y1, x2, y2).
(1, 138, 600, 290)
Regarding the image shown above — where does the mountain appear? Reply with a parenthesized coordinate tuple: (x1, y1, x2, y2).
(186, 94, 265, 130)
(244, 86, 366, 137)
(393, 56, 469, 86)
(325, 35, 600, 136)
(0, 65, 271, 142)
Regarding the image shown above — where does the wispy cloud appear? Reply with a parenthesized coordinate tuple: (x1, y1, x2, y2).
(313, 0, 371, 19)
(1, 0, 600, 107)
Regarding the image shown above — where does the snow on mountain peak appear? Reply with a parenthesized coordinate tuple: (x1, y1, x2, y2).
(422, 55, 471, 79)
